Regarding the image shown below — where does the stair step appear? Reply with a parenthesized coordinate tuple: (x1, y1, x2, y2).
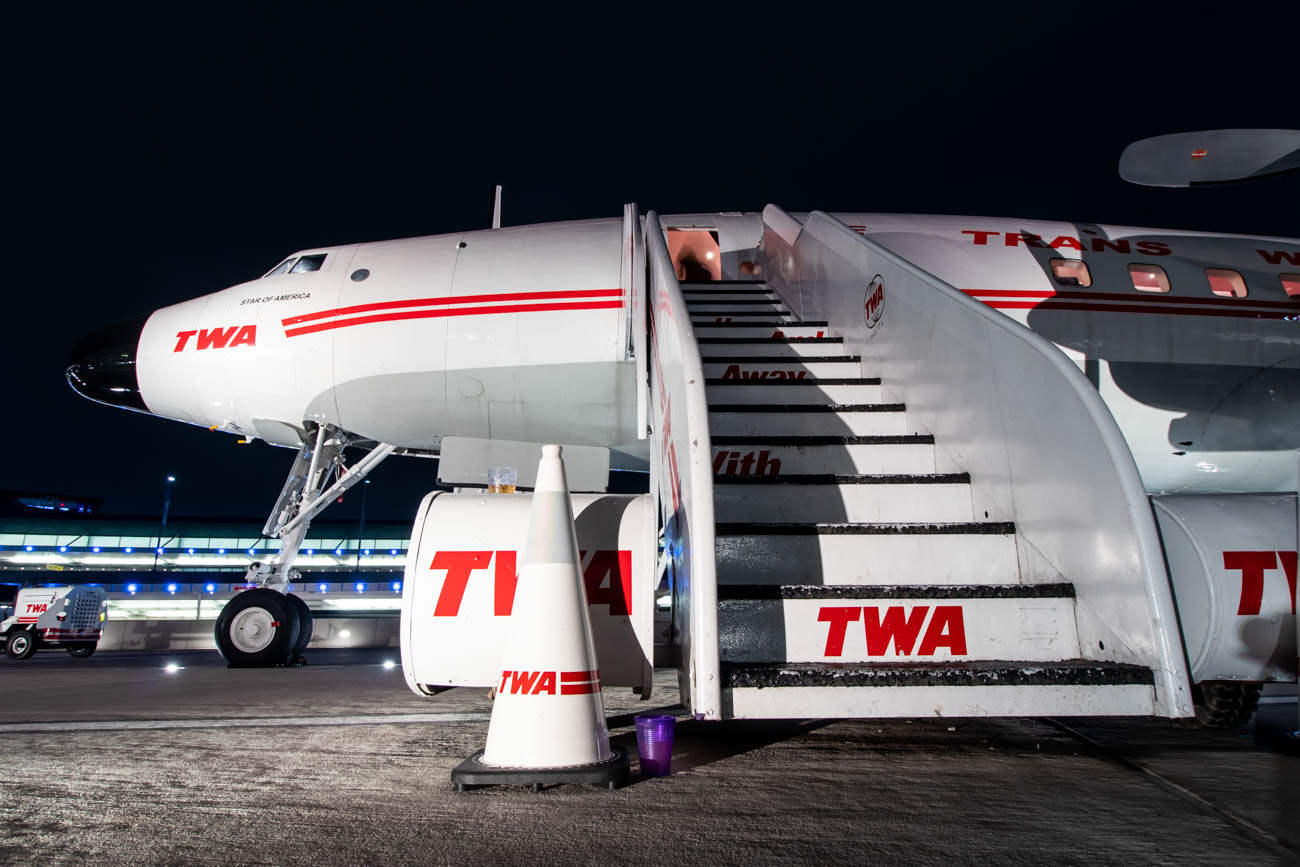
(715, 521, 1018, 586)
(711, 439, 933, 475)
(713, 475, 974, 523)
(679, 280, 768, 286)
(693, 323, 829, 339)
(702, 358, 861, 378)
(684, 297, 787, 306)
(709, 405, 911, 436)
(718, 585, 1080, 664)
(691, 315, 795, 324)
(698, 338, 843, 357)
(721, 661, 1157, 719)
(683, 291, 776, 302)
(706, 379, 883, 406)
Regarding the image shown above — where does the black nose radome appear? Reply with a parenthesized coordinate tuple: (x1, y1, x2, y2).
(66, 313, 150, 412)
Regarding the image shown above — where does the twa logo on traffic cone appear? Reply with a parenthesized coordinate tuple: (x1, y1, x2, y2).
(452, 444, 629, 792)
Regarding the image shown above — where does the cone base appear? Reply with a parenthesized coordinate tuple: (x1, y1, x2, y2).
(451, 748, 629, 792)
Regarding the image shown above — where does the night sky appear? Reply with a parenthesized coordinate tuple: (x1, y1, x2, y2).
(8, 2, 1299, 522)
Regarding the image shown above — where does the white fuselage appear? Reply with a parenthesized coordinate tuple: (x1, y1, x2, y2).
(114, 211, 1300, 494)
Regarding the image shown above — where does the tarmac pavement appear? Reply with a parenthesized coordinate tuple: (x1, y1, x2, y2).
(0, 649, 1296, 866)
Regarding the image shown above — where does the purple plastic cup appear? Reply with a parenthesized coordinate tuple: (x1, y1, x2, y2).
(635, 714, 676, 777)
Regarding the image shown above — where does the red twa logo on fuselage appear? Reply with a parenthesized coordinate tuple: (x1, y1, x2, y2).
(429, 549, 633, 617)
(173, 326, 257, 352)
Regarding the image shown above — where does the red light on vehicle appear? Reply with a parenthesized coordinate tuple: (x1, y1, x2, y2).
(1190, 148, 1208, 161)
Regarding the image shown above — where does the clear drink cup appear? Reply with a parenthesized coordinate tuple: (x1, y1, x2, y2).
(487, 467, 517, 494)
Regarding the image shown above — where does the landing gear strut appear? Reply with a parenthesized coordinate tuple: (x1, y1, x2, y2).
(213, 424, 394, 667)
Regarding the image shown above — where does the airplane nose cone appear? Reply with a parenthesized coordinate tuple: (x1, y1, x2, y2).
(65, 313, 150, 412)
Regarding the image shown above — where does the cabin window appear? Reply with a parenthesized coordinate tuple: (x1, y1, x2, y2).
(290, 254, 327, 274)
(1128, 263, 1170, 293)
(1206, 268, 1247, 298)
(1050, 259, 1091, 287)
(265, 257, 296, 277)
(1281, 274, 1300, 298)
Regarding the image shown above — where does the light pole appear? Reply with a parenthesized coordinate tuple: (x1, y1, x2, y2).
(355, 479, 370, 577)
(153, 475, 175, 573)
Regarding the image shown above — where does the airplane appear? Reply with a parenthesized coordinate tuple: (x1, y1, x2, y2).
(64, 130, 1299, 727)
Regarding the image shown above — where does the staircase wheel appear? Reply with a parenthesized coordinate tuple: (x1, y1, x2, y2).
(1192, 681, 1262, 729)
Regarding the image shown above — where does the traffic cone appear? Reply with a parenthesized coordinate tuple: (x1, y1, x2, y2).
(451, 444, 628, 792)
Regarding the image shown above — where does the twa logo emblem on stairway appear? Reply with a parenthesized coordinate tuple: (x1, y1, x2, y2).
(720, 364, 809, 380)
(817, 605, 966, 658)
(864, 275, 885, 330)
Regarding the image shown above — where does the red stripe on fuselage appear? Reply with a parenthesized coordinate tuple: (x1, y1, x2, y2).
(978, 300, 1294, 319)
(284, 299, 624, 337)
(282, 289, 624, 327)
(963, 288, 1300, 311)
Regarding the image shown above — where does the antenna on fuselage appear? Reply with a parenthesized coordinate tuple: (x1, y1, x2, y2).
(492, 185, 503, 229)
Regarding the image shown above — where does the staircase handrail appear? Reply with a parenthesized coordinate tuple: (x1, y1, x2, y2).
(761, 203, 1192, 718)
(644, 210, 721, 720)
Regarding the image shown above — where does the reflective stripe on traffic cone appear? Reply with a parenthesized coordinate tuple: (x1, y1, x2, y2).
(452, 444, 628, 791)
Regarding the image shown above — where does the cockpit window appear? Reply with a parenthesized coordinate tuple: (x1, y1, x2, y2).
(290, 254, 327, 274)
(266, 257, 297, 277)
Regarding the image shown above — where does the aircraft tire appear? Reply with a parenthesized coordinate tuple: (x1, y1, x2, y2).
(286, 593, 313, 661)
(1193, 681, 1261, 729)
(214, 589, 300, 668)
(5, 629, 38, 660)
(66, 642, 97, 659)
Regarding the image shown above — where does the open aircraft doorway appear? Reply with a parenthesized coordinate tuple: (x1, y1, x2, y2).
(667, 228, 722, 282)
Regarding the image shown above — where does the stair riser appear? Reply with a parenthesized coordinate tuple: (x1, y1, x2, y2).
(724, 684, 1156, 719)
(700, 343, 845, 358)
(714, 483, 974, 522)
(692, 315, 796, 324)
(685, 301, 790, 313)
(711, 443, 935, 476)
(716, 532, 1018, 585)
(719, 597, 1079, 663)
(709, 411, 909, 437)
(706, 383, 882, 405)
(682, 292, 778, 302)
(694, 324, 829, 338)
(702, 360, 861, 378)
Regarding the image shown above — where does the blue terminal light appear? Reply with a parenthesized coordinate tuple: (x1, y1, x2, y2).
(24, 545, 33, 552)
(127, 583, 138, 594)
(355, 582, 366, 593)
(205, 583, 216, 593)
(317, 583, 328, 593)
(391, 581, 402, 592)
(59, 546, 67, 552)
(247, 548, 255, 556)
(218, 548, 225, 554)
(364, 549, 371, 556)
(124, 547, 133, 553)
(306, 549, 314, 556)
(335, 548, 343, 556)
(93, 546, 101, 553)
(156, 547, 165, 555)
(390, 548, 398, 555)
(187, 548, 196, 555)
(166, 583, 178, 594)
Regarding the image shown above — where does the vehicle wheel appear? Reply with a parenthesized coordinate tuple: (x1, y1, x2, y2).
(214, 589, 300, 668)
(1193, 681, 1261, 728)
(286, 593, 314, 660)
(5, 629, 37, 660)
(66, 642, 97, 659)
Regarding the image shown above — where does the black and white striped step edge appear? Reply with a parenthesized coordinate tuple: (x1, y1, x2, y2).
(714, 521, 1013, 535)
(699, 337, 842, 344)
(715, 473, 971, 485)
(712, 435, 933, 445)
(689, 310, 793, 317)
(703, 355, 861, 363)
(717, 583, 1072, 600)
(680, 280, 769, 286)
(694, 320, 830, 328)
(709, 403, 905, 413)
(706, 378, 880, 386)
(722, 660, 1155, 689)
(683, 298, 787, 306)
